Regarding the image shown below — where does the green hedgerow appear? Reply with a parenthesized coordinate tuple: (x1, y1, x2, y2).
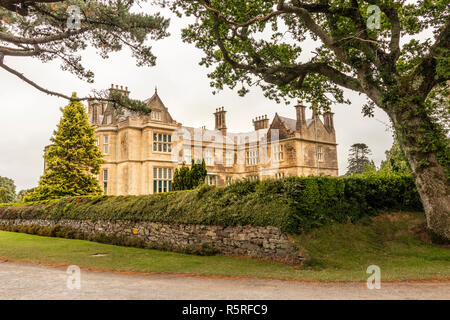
(0, 174, 422, 233)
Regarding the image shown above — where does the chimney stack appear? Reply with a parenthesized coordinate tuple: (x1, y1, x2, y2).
(109, 83, 130, 97)
(253, 115, 269, 130)
(323, 110, 335, 131)
(294, 100, 307, 133)
(214, 107, 227, 136)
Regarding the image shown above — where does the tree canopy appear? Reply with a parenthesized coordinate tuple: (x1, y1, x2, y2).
(380, 138, 412, 174)
(346, 143, 373, 175)
(0, 0, 169, 111)
(168, 0, 449, 111)
(0, 176, 16, 202)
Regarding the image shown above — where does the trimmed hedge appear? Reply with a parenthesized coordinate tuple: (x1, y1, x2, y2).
(0, 174, 423, 233)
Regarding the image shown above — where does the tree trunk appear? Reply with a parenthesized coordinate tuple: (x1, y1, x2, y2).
(390, 106, 450, 240)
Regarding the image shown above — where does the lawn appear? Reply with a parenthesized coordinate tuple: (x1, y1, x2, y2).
(0, 212, 448, 281)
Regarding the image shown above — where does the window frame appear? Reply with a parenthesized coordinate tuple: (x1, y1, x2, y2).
(153, 132, 172, 154)
(103, 135, 109, 154)
(153, 167, 173, 193)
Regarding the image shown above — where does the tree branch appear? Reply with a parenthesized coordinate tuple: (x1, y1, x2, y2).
(0, 28, 88, 45)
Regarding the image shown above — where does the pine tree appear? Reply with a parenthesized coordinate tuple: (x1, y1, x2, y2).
(25, 94, 104, 201)
(346, 143, 372, 175)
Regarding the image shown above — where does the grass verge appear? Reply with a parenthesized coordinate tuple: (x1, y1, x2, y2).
(0, 212, 448, 281)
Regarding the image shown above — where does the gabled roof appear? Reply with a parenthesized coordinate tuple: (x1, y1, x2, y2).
(145, 89, 167, 110)
(144, 89, 175, 123)
(278, 116, 297, 132)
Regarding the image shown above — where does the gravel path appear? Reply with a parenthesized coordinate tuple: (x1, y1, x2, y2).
(0, 260, 448, 300)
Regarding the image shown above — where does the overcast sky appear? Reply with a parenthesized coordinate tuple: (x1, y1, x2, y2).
(0, 6, 395, 192)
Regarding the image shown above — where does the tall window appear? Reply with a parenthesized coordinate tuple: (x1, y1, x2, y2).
(103, 135, 109, 154)
(275, 172, 285, 179)
(153, 167, 173, 193)
(151, 110, 162, 120)
(225, 151, 234, 167)
(246, 149, 258, 165)
(317, 146, 323, 162)
(204, 148, 213, 166)
(226, 177, 233, 186)
(272, 144, 283, 161)
(184, 147, 192, 164)
(206, 175, 216, 185)
(153, 133, 172, 153)
(103, 169, 108, 194)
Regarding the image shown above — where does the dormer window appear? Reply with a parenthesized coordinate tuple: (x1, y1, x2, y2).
(151, 110, 162, 121)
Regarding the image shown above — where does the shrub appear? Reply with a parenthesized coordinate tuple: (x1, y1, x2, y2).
(0, 174, 422, 233)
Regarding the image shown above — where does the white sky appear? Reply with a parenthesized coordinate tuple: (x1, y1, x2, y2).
(0, 6, 395, 192)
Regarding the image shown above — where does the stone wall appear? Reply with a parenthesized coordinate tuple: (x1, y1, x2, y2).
(0, 219, 303, 264)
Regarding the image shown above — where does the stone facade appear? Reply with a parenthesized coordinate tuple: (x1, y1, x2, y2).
(0, 219, 303, 263)
(86, 84, 338, 195)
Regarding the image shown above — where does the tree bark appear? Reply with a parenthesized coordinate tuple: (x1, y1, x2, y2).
(389, 105, 450, 240)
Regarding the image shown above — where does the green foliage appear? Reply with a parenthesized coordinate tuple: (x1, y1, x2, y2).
(1, 175, 422, 234)
(0, 187, 7, 203)
(1, 1, 169, 86)
(172, 159, 208, 190)
(15, 188, 35, 203)
(0, 176, 16, 203)
(346, 143, 373, 175)
(24, 94, 104, 201)
(380, 139, 412, 174)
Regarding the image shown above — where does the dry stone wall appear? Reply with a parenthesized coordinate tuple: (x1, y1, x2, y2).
(0, 219, 303, 263)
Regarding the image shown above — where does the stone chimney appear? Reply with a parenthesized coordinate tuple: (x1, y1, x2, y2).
(294, 100, 307, 133)
(323, 110, 335, 131)
(109, 83, 130, 97)
(253, 115, 269, 130)
(214, 107, 227, 136)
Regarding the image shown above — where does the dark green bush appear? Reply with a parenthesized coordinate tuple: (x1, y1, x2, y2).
(0, 174, 422, 233)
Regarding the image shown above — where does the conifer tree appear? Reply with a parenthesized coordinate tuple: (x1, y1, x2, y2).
(346, 143, 373, 175)
(172, 160, 208, 191)
(25, 94, 104, 201)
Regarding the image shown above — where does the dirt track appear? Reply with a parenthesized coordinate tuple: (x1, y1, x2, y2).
(0, 260, 448, 300)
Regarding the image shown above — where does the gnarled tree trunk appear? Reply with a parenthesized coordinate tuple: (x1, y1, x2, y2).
(389, 105, 450, 240)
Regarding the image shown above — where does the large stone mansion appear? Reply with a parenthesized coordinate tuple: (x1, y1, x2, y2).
(87, 84, 338, 195)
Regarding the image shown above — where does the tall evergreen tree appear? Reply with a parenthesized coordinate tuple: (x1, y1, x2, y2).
(172, 160, 208, 191)
(25, 94, 104, 201)
(346, 143, 372, 175)
(190, 159, 207, 187)
(0, 176, 16, 202)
